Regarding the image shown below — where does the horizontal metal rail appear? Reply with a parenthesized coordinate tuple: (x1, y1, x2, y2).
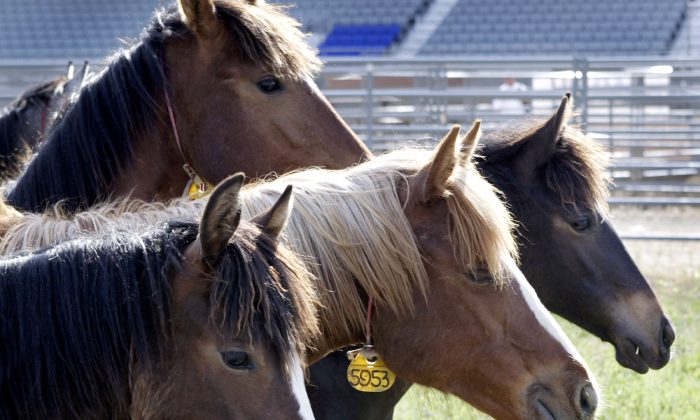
(619, 233, 700, 241)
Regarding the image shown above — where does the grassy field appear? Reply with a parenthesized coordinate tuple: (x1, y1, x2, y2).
(395, 210, 700, 419)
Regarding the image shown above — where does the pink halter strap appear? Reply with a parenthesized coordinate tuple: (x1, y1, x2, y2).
(160, 60, 187, 164)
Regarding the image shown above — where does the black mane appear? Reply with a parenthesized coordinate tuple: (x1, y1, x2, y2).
(5, 9, 186, 212)
(0, 221, 197, 418)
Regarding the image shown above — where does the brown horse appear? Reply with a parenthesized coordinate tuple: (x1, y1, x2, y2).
(6, 0, 369, 212)
(0, 125, 598, 419)
(0, 174, 318, 419)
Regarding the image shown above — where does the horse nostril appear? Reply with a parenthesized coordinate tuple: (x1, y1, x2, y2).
(661, 319, 676, 350)
(578, 383, 598, 418)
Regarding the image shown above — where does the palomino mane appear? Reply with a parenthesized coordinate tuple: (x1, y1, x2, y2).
(6, 1, 319, 212)
(0, 217, 317, 418)
(480, 117, 611, 214)
(240, 147, 517, 342)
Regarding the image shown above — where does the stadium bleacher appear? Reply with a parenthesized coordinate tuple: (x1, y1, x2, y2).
(419, 0, 687, 56)
(0, 0, 158, 60)
(273, 0, 429, 55)
(0, 0, 690, 59)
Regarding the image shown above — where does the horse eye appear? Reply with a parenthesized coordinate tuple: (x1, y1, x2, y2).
(467, 266, 492, 284)
(256, 76, 284, 94)
(571, 216, 591, 232)
(221, 350, 254, 370)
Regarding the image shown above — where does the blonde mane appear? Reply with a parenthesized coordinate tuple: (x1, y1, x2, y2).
(0, 145, 516, 346)
(240, 147, 517, 342)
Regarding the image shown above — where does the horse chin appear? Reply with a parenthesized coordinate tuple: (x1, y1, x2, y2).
(613, 336, 671, 374)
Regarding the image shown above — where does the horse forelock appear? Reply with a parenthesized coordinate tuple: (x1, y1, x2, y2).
(157, 1, 320, 79)
(239, 147, 516, 343)
(481, 117, 611, 215)
(208, 224, 319, 374)
(446, 161, 518, 287)
(215, 1, 321, 79)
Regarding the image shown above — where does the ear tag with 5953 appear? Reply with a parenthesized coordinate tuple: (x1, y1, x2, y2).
(346, 345, 395, 392)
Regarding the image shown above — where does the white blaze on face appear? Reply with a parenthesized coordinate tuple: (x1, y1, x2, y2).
(289, 352, 315, 420)
(502, 255, 599, 392)
(304, 76, 325, 98)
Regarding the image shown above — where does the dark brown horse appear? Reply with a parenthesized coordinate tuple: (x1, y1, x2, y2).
(6, 0, 369, 212)
(0, 175, 318, 419)
(305, 95, 675, 419)
(0, 62, 87, 180)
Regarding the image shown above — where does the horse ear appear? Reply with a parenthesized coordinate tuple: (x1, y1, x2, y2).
(517, 93, 570, 175)
(178, 0, 221, 39)
(422, 125, 460, 200)
(66, 61, 74, 79)
(459, 119, 481, 166)
(251, 185, 294, 239)
(63, 61, 89, 98)
(200, 173, 245, 266)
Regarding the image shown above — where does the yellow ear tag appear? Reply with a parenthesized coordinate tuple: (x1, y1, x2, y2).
(186, 174, 215, 200)
(346, 346, 395, 392)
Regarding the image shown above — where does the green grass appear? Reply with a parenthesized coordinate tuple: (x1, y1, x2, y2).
(395, 270, 700, 419)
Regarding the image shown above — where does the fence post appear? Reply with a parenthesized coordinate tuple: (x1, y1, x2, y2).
(365, 63, 374, 149)
(572, 57, 589, 131)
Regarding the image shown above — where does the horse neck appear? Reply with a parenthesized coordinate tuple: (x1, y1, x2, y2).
(110, 121, 190, 201)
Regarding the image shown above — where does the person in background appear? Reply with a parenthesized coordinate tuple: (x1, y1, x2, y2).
(492, 77, 528, 115)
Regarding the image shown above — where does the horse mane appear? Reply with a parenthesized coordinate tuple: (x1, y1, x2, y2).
(0, 222, 197, 418)
(213, 0, 321, 79)
(479, 117, 611, 214)
(0, 217, 318, 418)
(239, 148, 516, 343)
(0, 197, 203, 254)
(7, 1, 319, 212)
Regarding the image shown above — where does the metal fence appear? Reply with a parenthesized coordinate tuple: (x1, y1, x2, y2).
(2, 56, 700, 210)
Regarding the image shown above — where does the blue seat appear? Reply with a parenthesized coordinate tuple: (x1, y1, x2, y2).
(320, 23, 401, 56)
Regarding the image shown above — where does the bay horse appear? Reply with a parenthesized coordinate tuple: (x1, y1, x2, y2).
(0, 61, 87, 180)
(0, 125, 598, 419)
(0, 175, 318, 419)
(6, 0, 370, 212)
(305, 96, 676, 420)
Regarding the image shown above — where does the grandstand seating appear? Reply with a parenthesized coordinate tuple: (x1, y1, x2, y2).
(271, 0, 429, 55)
(319, 24, 403, 55)
(0, 0, 689, 60)
(275, 0, 429, 33)
(0, 0, 157, 60)
(420, 0, 687, 56)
